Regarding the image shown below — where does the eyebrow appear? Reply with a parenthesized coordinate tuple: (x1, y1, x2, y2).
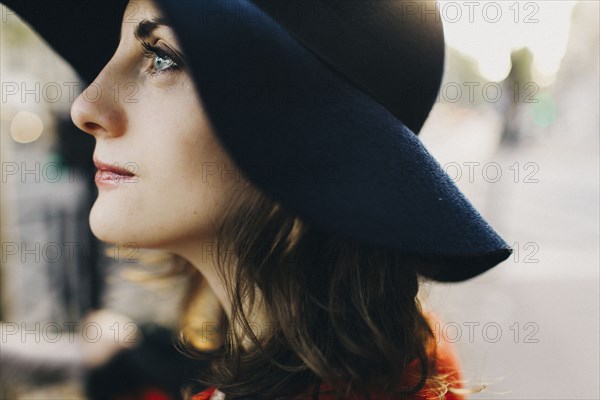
(129, 16, 171, 42)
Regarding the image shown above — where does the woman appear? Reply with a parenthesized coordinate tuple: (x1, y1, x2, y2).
(5, 0, 512, 398)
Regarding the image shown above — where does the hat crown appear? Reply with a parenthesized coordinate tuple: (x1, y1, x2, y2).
(252, 0, 445, 133)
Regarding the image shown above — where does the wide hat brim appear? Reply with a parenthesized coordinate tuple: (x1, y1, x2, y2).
(4, 0, 512, 282)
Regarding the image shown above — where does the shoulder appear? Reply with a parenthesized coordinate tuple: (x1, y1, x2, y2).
(423, 311, 463, 375)
(393, 310, 466, 399)
(192, 312, 467, 400)
(192, 387, 221, 400)
(421, 310, 467, 400)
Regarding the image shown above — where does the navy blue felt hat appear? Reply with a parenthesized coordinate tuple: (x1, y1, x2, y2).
(3, 0, 512, 281)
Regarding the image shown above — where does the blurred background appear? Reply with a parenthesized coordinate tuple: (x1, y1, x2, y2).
(1, 1, 598, 399)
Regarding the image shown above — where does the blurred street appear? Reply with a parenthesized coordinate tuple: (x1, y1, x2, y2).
(421, 121, 599, 399)
(1, 1, 598, 399)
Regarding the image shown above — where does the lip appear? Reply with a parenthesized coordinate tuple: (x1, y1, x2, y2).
(93, 157, 137, 187)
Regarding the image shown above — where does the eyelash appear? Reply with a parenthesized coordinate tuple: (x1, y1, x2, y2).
(140, 41, 182, 77)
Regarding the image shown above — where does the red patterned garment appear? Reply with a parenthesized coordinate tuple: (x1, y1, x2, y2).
(192, 312, 466, 400)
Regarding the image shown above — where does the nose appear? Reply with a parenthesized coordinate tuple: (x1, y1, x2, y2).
(71, 67, 127, 139)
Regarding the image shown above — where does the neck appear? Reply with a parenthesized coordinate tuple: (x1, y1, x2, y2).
(172, 239, 271, 351)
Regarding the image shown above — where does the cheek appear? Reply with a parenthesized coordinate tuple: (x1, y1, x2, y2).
(146, 134, 240, 247)
(152, 96, 236, 198)
(90, 88, 242, 248)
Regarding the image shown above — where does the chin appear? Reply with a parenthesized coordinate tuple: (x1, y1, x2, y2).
(90, 204, 130, 245)
(89, 189, 148, 245)
(88, 200, 204, 254)
(88, 199, 146, 245)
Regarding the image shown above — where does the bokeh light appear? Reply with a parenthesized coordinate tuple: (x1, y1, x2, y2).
(10, 110, 44, 143)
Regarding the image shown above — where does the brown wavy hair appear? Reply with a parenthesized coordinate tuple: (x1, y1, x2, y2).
(173, 178, 464, 399)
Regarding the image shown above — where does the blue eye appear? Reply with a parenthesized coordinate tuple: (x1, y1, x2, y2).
(153, 53, 177, 71)
(140, 41, 182, 76)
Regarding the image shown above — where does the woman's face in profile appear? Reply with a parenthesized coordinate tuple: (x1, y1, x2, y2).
(71, 0, 240, 250)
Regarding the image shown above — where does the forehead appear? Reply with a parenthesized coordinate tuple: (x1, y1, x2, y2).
(120, 0, 163, 39)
